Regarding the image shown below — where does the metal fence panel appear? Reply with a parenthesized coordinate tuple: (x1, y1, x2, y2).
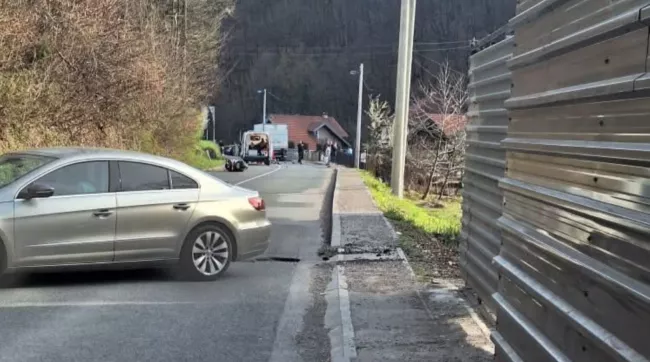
(490, 0, 650, 361)
(461, 36, 513, 316)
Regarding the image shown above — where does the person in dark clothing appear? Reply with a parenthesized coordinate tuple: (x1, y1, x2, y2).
(297, 141, 304, 164)
(330, 143, 337, 165)
(257, 139, 267, 156)
(218, 140, 224, 156)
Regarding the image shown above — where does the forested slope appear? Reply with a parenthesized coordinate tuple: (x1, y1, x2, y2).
(212, 0, 516, 141)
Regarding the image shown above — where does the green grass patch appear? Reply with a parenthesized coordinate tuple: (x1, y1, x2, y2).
(360, 170, 463, 281)
(183, 140, 225, 170)
(360, 171, 461, 242)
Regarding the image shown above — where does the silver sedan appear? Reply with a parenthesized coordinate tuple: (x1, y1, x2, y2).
(0, 148, 271, 281)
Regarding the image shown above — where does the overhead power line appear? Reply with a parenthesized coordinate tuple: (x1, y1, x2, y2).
(415, 53, 466, 76)
(229, 45, 470, 56)
(228, 39, 470, 50)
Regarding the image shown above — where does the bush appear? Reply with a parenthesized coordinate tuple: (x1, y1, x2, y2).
(176, 133, 225, 170)
(0, 0, 232, 162)
(198, 140, 222, 159)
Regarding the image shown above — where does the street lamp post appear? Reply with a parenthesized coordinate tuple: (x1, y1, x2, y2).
(350, 63, 364, 169)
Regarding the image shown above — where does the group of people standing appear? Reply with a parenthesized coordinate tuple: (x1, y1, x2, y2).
(296, 140, 337, 167)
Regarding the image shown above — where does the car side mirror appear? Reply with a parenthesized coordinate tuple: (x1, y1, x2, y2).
(18, 183, 55, 200)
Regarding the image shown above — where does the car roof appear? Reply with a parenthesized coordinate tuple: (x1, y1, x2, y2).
(0, 148, 237, 201)
(16, 147, 138, 158)
(11, 147, 194, 171)
(16, 147, 167, 161)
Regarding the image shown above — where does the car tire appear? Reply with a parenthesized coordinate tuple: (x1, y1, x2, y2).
(264, 158, 270, 166)
(177, 224, 233, 281)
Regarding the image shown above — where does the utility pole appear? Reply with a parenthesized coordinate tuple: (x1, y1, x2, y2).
(212, 118, 216, 143)
(354, 63, 364, 168)
(390, 0, 416, 198)
(402, 0, 415, 151)
(259, 88, 267, 132)
(209, 107, 216, 143)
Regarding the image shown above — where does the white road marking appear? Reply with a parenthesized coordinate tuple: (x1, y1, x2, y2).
(234, 164, 283, 186)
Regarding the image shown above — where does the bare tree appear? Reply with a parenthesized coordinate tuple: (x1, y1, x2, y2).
(408, 60, 467, 200)
(365, 95, 393, 182)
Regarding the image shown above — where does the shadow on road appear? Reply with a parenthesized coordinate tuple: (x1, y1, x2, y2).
(0, 267, 174, 289)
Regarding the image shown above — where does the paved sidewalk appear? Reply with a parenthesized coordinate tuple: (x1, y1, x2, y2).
(332, 168, 494, 362)
(333, 169, 396, 255)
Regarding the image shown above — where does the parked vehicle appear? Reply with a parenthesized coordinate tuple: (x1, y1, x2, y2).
(253, 124, 288, 161)
(0, 148, 271, 281)
(241, 131, 273, 165)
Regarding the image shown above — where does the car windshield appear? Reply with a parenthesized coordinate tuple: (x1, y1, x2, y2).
(0, 153, 56, 188)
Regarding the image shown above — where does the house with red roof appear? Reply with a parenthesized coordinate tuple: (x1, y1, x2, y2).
(267, 113, 350, 151)
(426, 113, 467, 136)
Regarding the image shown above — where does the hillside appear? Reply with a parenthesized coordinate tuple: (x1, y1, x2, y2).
(212, 0, 516, 142)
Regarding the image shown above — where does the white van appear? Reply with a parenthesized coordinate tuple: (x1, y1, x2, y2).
(253, 124, 288, 161)
(240, 131, 273, 165)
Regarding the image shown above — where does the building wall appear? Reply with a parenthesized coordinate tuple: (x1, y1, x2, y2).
(315, 127, 343, 148)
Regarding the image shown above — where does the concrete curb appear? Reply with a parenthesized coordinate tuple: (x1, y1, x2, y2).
(331, 168, 342, 248)
(325, 265, 358, 362)
(326, 167, 357, 362)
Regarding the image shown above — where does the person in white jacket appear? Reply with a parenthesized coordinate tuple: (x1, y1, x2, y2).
(324, 140, 332, 167)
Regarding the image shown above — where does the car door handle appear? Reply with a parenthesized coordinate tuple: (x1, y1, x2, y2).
(173, 203, 191, 211)
(93, 209, 113, 217)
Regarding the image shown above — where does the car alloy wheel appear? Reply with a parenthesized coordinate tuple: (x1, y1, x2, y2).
(192, 231, 229, 276)
(178, 224, 233, 281)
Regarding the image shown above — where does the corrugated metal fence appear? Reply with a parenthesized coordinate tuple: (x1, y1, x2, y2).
(461, 36, 513, 317)
(462, 1, 650, 361)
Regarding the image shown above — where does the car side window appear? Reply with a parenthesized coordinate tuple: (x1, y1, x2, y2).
(35, 161, 109, 196)
(170, 171, 198, 189)
(118, 162, 170, 192)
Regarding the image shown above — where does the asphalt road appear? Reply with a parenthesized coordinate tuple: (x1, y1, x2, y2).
(0, 163, 334, 362)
